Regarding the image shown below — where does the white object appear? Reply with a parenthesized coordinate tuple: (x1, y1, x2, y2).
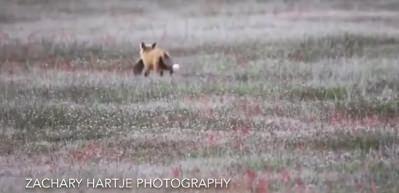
(172, 64, 180, 70)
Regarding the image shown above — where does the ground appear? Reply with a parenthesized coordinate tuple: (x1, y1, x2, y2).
(0, 0, 399, 193)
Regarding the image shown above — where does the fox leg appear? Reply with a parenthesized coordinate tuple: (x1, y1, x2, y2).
(143, 63, 153, 77)
(154, 63, 162, 77)
(144, 66, 150, 77)
(133, 59, 144, 75)
(144, 70, 150, 77)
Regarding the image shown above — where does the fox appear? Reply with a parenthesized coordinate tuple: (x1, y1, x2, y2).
(133, 42, 180, 77)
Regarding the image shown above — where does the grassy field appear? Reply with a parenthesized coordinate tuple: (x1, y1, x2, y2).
(0, 0, 399, 192)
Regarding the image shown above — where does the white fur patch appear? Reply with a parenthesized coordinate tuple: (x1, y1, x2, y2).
(172, 64, 180, 70)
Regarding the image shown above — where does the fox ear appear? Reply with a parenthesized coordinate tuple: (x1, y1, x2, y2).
(151, 42, 157, 49)
(140, 42, 145, 49)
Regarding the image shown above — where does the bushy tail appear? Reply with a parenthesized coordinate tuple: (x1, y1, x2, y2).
(161, 53, 173, 67)
(133, 59, 144, 75)
(160, 53, 179, 74)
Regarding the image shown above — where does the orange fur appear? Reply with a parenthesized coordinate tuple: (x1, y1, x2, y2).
(133, 42, 174, 77)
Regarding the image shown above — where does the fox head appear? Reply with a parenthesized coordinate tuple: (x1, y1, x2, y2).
(140, 42, 157, 52)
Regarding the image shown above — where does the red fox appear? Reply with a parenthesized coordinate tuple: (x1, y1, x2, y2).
(133, 42, 180, 77)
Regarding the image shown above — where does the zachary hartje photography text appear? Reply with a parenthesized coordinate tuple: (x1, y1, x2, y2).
(25, 177, 231, 189)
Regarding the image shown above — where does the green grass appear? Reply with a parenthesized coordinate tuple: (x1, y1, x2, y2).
(288, 86, 348, 101)
(303, 130, 399, 151)
(288, 33, 399, 62)
(337, 99, 399, 118)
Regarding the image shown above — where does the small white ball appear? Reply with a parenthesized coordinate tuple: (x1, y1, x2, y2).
(172, 64, 180, 70)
